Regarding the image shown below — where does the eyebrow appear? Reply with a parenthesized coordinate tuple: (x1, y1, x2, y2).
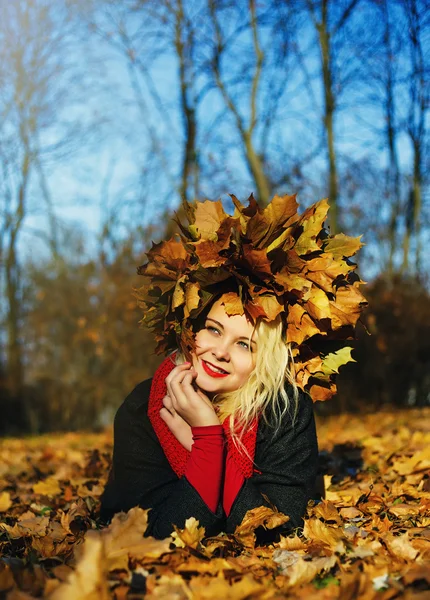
(206, 317, 257, 347)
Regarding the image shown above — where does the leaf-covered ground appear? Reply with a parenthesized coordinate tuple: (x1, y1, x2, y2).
(1, 408, 429, 599)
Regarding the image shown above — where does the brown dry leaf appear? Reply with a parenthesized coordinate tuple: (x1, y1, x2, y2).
(0, 515, 49, 539)
(184, 282, 201, 317)
(303, 518, 346, 554)
(402, 563, 430, 586)
(284, 554, 337, 587)
(248, 294, 284, 321)
(392, 445, 430, 475)
(171, 516, 206, 549)
(234, 506, 289, 549)
(220, 292, 245, 316)
(242, 245, 273, 276)
(305, 286, 332, 321)
(145, 573, 190, 599)
(384, 532, 419, 561)
(191, 199, 228, 241)
(286, 303, 321, 345)
(278, 534, 307, 551)
(339, 507, 363, 519)
(48, 531, 110, 600)
(102, 507, 171, 570)
(330, 285, 367, 329)
(311, 500, 343, 524)
(59, 498, 91, 535)
(189, 572, 270, 600)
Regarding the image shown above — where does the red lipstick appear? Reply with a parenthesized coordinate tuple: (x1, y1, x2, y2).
(201, 360, 229, 378)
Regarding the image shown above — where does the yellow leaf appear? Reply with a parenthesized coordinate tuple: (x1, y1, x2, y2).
(321, 347, 356, 377)
(33, 478, 61, 497)
(172, 275, 186, 310)
(103, 507, 171, 570)
(324, 233, 364, 259)
(0, 491, 12, 512)
(305, 286, 331, 321)
(189, 572, 267, 599)
(184, 282, 201, 317)
(220, 292, 245, 316)
(303, 518, 346, 553)
(49, 531, 110, 600)
(171, 516, 205, 549)
(294, 198, 330, 255)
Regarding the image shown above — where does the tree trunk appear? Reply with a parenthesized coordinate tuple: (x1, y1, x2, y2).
(244, 132, 271, 206)
(384, 0, 401, 276)
(317, 0, 338, 233)
(175, 0, 198, 202)
(5, 151, 30, 396)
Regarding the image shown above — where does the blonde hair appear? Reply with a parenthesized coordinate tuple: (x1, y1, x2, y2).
(176, 314, 299, 459)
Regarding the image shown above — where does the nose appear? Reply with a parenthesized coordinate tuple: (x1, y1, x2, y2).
(212, 340, 230, 362)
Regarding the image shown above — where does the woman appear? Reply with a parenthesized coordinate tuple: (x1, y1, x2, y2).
(100, 194, 366, 540)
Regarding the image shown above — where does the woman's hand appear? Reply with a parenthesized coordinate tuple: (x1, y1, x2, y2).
(160, 394, 193, 451)
(165, 363, 221, 428)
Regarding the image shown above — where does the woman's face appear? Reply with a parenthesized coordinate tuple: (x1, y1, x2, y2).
(191, 297, 257, 396)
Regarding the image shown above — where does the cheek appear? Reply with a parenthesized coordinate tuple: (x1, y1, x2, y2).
(194, 330, 210, 353)
(236, 354, 255, 379)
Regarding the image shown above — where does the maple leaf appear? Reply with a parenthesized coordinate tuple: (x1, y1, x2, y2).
(0, 514, 50, 539)
(184, 282, 201, 318)
(219, 291, 245, 316)
(48, 531, 110, 600)
(274, 552, 337, 587)
(234, 506, 289, 549)
(188, 198, 228, 241)
(324, 233, 364, 259)
(305, 286, 332, 321)
(103, 507, 171, 571)
(294, 199, 330, 256)
(189, 572, 268, 599)
(384, 532, 419, 561)
(303, 518, 346, 554)
(320, 347, 356, 378)
(330, 285, 368, 329)
(247, 293, 284, 321)
(171, 516, 206, 549)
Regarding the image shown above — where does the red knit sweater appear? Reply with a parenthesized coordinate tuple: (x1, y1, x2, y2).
(147, 355, 259, 514)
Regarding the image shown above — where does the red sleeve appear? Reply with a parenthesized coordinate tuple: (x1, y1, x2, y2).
(223, 449, 245, 516)
(184, 425, 225, 513)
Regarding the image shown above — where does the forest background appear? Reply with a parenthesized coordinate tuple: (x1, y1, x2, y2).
(0, 0, 429, 435)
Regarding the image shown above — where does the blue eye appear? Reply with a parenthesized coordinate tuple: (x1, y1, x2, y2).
(206, 325, 220, 335)
(238, 341, 250, 350)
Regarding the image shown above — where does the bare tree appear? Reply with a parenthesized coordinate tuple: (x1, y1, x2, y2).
(85, 0, 205, 208)
(305, 0, 363, 233)
(401, 0, 429, 276)
(0, 0, 93, 397)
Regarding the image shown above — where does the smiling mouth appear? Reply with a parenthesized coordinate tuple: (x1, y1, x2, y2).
(202, 360, 229, 378)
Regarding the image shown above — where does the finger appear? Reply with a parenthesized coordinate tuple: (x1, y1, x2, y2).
(162, 394, 174, 411)
(166, 364, 192, 401)
(165, 363, 191, 387)
(168, 368, 194, 401)
(173, 372, 202, 411)
(160, 407, 174, 424)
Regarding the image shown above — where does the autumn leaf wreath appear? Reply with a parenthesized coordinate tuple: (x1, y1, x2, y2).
(135, 194, 368, 402)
